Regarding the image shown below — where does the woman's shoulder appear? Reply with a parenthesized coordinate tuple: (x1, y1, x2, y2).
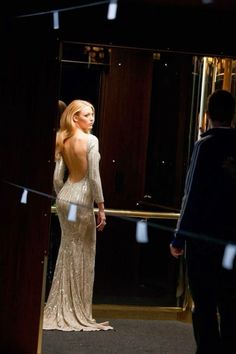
(88, 133, 98, 147)
(88, 133, 98, 142)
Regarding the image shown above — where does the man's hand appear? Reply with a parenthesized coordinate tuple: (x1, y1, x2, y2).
(170, 244, 184, 258)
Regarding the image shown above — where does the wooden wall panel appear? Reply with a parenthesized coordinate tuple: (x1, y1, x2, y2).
(0, 16, 59, 354)
(99, 47, 153, 209)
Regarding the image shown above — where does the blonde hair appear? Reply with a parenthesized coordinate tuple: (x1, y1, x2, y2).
(55, 99, 95, 160)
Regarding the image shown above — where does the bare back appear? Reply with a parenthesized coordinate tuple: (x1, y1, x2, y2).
(62, 130, 88, 183)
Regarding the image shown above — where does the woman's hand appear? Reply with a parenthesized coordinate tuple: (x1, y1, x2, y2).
(96, 209, 106, 231)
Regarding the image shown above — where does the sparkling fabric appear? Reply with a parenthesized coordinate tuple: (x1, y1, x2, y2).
(43, 134, 113, 331)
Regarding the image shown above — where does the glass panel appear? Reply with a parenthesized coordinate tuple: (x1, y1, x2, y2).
(48, 44, 236, 313)
(193, 57, 236, 139)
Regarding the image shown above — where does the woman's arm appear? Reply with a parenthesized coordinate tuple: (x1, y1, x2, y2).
(88, 135, 106, 231)
(53, 157, 66, 195)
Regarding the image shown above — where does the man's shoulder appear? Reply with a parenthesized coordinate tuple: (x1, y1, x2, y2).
(198, 128, 236, 149)
(192, 134, 212, 155)
(201, 127, 236, 141)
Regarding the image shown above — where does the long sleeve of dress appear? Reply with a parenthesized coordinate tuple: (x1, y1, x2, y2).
(88, 135, 104, 204)
(53, 157, 66, 195)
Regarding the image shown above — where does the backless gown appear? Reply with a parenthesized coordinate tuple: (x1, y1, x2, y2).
(43, 134, 113, 331)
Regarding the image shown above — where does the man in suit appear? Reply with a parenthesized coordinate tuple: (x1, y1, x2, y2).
(170, 89, 236, 354)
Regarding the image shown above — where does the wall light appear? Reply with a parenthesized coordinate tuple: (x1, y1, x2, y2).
(107, 0, 118, 20)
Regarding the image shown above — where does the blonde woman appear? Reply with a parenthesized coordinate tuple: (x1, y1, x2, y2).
(43, 100, 113, 331)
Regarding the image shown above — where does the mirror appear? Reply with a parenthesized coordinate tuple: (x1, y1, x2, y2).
(47, 41, 236, 311)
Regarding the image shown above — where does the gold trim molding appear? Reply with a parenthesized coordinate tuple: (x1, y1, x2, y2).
(51, 206, 179, 220)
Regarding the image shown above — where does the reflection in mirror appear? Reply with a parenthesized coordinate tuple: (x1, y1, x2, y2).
(58, 41, 110, 135)
(195, 57, 236, 139)
(47, 42, 236, 313)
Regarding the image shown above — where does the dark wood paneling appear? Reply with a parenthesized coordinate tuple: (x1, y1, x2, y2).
(91, 47, 182, 306)
(0, 16, 59, 354)
(94, 215, 180, 307)
(99, 47, 153, 209)
(145, 52, 193, 210)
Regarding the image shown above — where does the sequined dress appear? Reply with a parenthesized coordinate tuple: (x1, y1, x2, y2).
(43, 134, 113, 331)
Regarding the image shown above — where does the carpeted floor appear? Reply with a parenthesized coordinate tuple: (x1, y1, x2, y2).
(42, 318, 196, 354)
